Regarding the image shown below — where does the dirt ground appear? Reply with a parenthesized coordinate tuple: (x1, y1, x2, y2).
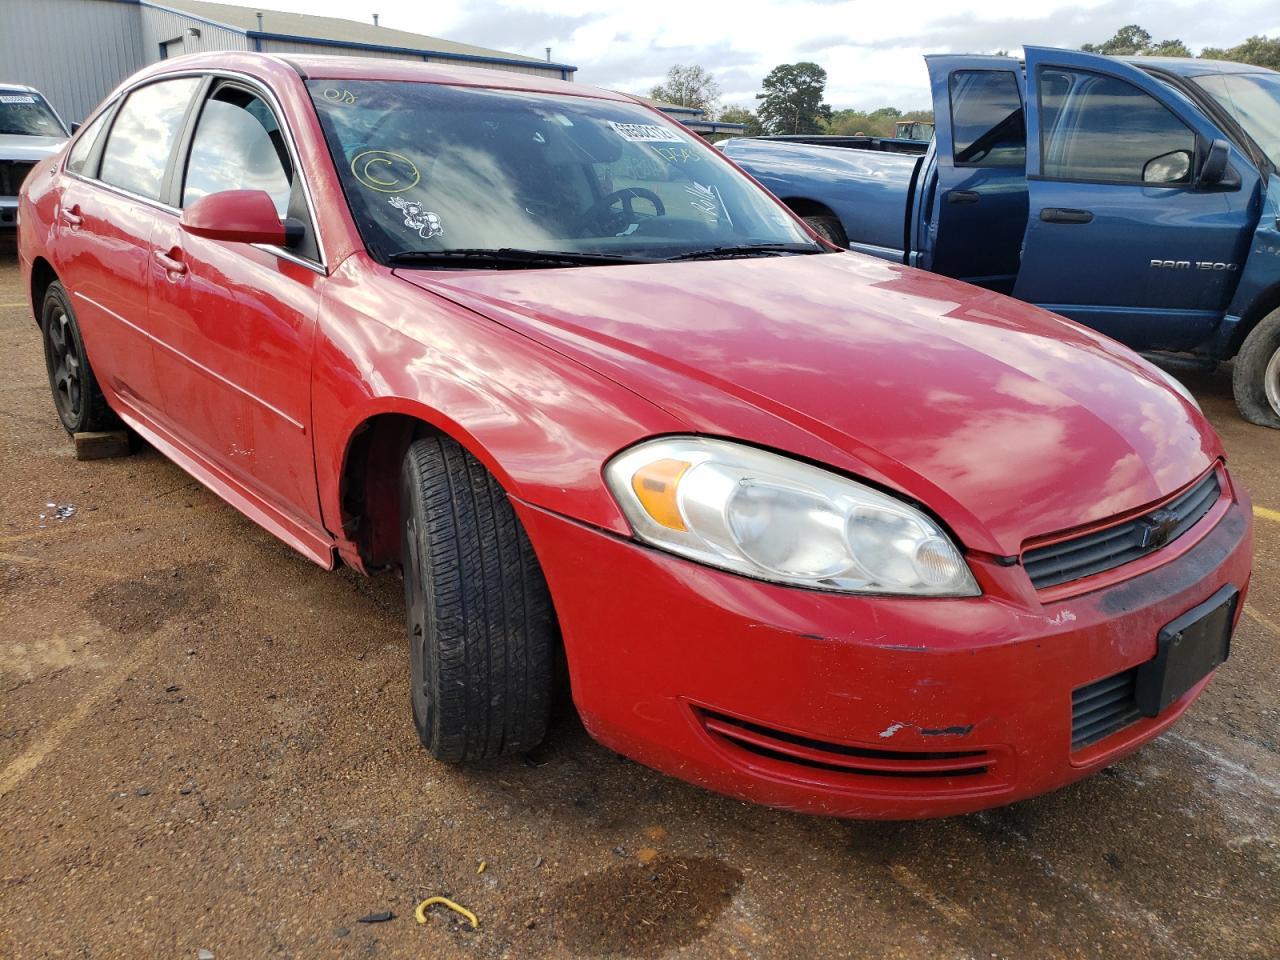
(0, 240, 1277, 960)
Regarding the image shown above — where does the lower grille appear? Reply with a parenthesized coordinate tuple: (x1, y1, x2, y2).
(1071, 669, 1141, 750)
(1024, 471, 1220, 590)
(0, 160, 36, 197)
(697, 708, 993, 780)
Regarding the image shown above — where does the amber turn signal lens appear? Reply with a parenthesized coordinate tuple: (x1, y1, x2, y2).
(630, 458, 691, 531)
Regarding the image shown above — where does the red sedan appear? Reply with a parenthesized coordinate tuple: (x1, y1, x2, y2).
(18, 54, 1252, 819)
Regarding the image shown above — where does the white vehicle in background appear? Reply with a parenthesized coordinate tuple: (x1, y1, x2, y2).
(1, 84, 69, 230)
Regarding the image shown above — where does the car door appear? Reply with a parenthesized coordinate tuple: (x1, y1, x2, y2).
(920, 55, 1029, 293)
(1014, 47, 1260, 352)
(146, 78, 326, 527)
(55, 76, 202, 416)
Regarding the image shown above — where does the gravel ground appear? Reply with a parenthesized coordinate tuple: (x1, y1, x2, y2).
(1, 241, 1277, 959)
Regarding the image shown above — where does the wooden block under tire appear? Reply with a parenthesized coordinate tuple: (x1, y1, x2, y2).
(73, 430, 130, 460)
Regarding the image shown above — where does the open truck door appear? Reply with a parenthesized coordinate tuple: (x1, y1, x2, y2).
(1014, 47, 1260, 352)
(920, 55, 1028, 292)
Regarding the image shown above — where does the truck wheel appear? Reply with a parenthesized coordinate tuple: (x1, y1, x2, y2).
(399, 434, 555, 762)
(803, 215, 848, 249)
(40, 281, 119, 434)
(1233, 308, 1280, 428)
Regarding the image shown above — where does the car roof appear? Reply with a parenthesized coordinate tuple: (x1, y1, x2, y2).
(0, 83, 40, 93)
(1124, 55, 1278, 79)
(136, 51, 633, 104)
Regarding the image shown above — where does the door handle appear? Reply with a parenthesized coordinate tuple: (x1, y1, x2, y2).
(947, 190, 980, 204)
(1040, 207, 1094, 224)
(154, 249, 188, 276)
(61, 204, 83, 227)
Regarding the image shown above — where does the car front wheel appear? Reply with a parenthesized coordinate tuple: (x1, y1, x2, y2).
(1233, 308, 1280, 429)
(399, 434, 556, 761)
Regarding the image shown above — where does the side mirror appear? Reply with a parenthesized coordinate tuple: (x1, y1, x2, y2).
(180, 189, 302, 247)
(1143, 149, 1192, 185)
(1195, 138, 1231, 190)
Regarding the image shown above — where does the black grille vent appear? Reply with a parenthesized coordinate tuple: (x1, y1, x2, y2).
(1024, 472, 1220, 589)
(1071, 669, 1141, 750)
(0, 160, 36, 197)
(699, 709, 993, 779)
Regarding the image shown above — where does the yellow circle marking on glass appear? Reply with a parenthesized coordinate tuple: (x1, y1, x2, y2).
(351, 150, 420, 192)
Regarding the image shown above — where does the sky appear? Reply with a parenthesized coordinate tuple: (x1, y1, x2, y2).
(219, 0, 1279, 110)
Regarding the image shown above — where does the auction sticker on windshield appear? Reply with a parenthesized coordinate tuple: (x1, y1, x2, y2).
(609, 121, 685, 144)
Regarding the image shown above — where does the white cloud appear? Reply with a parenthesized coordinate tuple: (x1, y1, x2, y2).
(217, 0, 1278, 110)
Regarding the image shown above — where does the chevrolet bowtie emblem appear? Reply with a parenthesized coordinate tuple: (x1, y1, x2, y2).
(1138, 508, 1181, 550)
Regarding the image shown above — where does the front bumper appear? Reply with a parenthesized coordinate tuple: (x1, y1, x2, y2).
(515, 472, 1252, 819)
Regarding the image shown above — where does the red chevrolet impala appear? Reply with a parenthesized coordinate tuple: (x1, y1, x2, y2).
(18, 54, 1252, 818)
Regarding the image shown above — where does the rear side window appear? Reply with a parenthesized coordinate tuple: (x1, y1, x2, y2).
(1038, 68, 1196, 184)
(950, 70, 1025, 167)
(182, 86, 294, 215)
(99, 77, 200, 200)
(65, 108, 111, 176)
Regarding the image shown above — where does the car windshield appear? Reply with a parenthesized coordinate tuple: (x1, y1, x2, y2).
(307, 80, 820, 264)
(0, 91, 65, 137)
(1192, 71, 1280, 167)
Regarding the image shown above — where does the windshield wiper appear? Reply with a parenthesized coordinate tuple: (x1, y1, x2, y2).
(664, 242, 826, 262)
(386, 247, 659, 268)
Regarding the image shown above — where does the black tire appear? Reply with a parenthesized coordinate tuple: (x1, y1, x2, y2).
(803, 215, 848, 248)
(1232, 308, 1280, 429)
(399, 434, 555, 762)
(40, 281, 120, 434)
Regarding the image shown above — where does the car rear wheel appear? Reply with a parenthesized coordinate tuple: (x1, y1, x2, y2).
(803, 215, 848, 249)
(40, 281, 119, 434)
(399, 434, 555, 761)
(1233, 308, 1280, 429)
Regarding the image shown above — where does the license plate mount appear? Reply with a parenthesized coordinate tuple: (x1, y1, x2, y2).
(1135, 585, 1238, 717)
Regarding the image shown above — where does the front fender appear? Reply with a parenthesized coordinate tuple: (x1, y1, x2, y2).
(312, 255, 683, 556)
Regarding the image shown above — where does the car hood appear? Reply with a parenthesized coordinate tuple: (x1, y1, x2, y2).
(396, 253, 1219, 555)
(0, 133, 66, 162)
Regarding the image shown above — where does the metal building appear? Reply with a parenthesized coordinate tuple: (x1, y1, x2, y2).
(2, 0, 577, 122)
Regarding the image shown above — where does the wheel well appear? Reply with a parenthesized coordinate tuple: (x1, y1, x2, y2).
(1231, 283, 1280, 355)
(338, 413, 428, 571)
(30, 257, 57, 325)
(781, 197, 839, 221)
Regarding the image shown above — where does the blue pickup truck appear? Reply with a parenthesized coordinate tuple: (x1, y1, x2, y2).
(722, 47, 1280, 427)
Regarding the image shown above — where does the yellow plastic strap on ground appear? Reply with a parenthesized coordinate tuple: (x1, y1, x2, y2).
(1255, 505, 1280, 524)
(415, 895, 479, 929)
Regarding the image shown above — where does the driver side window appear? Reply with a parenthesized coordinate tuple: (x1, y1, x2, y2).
(182, 83, 320, 261)
(1038, 68, 1196, 185)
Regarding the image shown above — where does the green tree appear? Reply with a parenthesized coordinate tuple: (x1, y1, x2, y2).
(1082, 24, 1190, 57)
(825, 106, 932, 138)
(650, 64, 721, 115)
(718, 106, 763, 136)
(755, 62, 832, 135)
(1201, 35, 1280, 69)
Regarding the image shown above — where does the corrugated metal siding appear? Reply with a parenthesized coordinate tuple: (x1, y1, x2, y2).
(139, 6, 250, 58)
(0, 0, 570, 124)
(1, 0, 148, 123)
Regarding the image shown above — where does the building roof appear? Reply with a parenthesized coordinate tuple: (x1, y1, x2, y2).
(631, 94, 703, 117)
(139, 0, 576, 71)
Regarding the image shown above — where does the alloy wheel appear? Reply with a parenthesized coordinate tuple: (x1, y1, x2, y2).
(46, 307, 82, 424)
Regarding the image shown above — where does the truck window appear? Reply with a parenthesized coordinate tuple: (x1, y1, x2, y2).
(950, 70, 1025, 167)
(1038, 68, 1195, 185)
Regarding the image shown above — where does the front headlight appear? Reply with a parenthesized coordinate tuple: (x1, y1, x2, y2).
(604, 437, 979, 597)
